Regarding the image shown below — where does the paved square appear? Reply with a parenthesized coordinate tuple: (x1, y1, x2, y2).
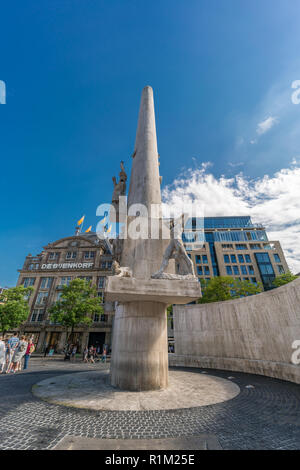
(0, 357, 299, 450)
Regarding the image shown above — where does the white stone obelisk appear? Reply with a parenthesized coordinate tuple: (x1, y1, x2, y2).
(106, 86, 201, 391)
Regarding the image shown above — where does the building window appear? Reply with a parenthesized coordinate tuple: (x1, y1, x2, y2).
(230, 254, 237, 264)
(245, 254, 251, 263)
(35, 292, 48, 306)
(30, 309, 44, 322)
(233, 266, 239, 275)
(236, 244, 247, 250)
(40, 277, 53, 289)
(28, 264, 39, 270)
(241, 265, 247, 275)
(248, 265, 254, 275)
(49, 252, 59, 260)
(223, 255, 230, 263)
(60, 276, 71, 286)
(97, 291, 104, 303)
(56, 292, 62, 301)
(23, 278, 35, 287)
(93, 313, 100, 322)
(100, 260, 112, 270)
(256, 253, 271, 263)
(84, 251, 95, 259)
(251, 277, 257, 284)
(226, 266, 233, 275)
(274, 254, 281, 263)
(250, 244, 261, 250)
(202, 255, 208, 264)
(204, 266, 210, 275)
(195, 255, 201, 264)
(259, 265, 274, 274)
(66, 251, 77, 259)
(238, 255, 244, 263)
(222, 244, 234, 250)
(98, 277, 105, 288)
(79, 276, 92, 283)
(277, 265, 285, 274)
(197, 266, 203, 275)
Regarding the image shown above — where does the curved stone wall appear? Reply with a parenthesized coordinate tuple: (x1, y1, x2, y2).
(170, 278, 300, 384)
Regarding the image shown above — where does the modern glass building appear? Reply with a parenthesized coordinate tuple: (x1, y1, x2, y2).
(183, 216, 289, 291)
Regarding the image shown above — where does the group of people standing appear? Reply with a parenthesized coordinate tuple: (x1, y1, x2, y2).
(0, 333, 35, 373)
(83, 344, 107, 363)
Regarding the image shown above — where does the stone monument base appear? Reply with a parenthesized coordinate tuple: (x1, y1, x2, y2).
(105, 276, 201, 305)
(32, 369, 240, 411)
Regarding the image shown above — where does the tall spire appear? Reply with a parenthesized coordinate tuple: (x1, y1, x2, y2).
(127, 86, 161, 211)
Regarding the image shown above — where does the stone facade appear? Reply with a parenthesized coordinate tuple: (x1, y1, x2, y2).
(170, 277, 300, 384)
(16, 232, 114, 353)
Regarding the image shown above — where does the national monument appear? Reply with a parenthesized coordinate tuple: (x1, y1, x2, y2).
(105, 86, 201, 391)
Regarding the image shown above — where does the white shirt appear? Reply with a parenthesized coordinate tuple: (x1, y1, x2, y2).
(0, 340, 5, 363)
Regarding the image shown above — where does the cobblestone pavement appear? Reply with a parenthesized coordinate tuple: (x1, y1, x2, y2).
(0, 357, 299, 450)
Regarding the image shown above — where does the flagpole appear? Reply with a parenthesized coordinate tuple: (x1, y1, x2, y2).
(80, 215, 85, 234)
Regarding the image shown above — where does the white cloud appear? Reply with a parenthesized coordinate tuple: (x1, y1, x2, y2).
(256, 116, 278, 135)
(162, 162, 300, 273)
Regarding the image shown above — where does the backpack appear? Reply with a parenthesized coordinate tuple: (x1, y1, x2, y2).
(18, 342, 27, 353)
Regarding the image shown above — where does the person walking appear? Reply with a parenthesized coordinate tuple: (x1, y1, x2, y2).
(0, 335, 6, 373)
(23, 337, 35, 370)
(6, 333, 20, 373)
(44, 344, 50, 358)
(10, 335, 28, 373)
(83, 346, 88, 363)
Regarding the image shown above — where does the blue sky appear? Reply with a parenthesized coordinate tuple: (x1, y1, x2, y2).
(1, 0, 300, 285)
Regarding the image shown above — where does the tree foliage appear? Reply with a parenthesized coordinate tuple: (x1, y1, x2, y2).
(49, 278, 104, 340)
(0, 285, 33, 334)
(272, 271, 298, 288)
(198, 276, 263, 304)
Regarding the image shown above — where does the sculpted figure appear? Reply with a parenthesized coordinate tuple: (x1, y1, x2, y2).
(112, 260, 132, 278)
(151, 216, 196, 280)
(112, 161, 127, 204)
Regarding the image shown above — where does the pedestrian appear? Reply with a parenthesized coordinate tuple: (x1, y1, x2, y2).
(0, 335, 6, 373)
(71, 345, 77, 362)
(44, 344, 50, 358)
(23, 337, 35, 370)
(101, 346, 107, 363)
(10, 335, 28, 373)
(6, 333, 20, 374)
(88, 345, 95, 363)
(83, 346, 88, 363)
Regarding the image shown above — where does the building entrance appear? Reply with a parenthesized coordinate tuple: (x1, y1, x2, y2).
(88, 332, 105, 353)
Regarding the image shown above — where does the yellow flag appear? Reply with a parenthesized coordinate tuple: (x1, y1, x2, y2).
(106, 224, 112, 233)
(85, 226, 92, 233)
(100, 216, 106, 224)
(77, 215, 85, 225)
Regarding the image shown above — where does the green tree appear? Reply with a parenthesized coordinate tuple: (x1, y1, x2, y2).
(0, 285, 33, 335)
(198, 276, 262, 304)
(49, 278, 104, 343)
(167, 305, 173, 328)
(272, 271, 298, 288)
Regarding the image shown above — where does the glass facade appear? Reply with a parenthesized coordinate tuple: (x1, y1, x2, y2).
(183, 216, 285, 291)
(254, 252, 275, 290)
